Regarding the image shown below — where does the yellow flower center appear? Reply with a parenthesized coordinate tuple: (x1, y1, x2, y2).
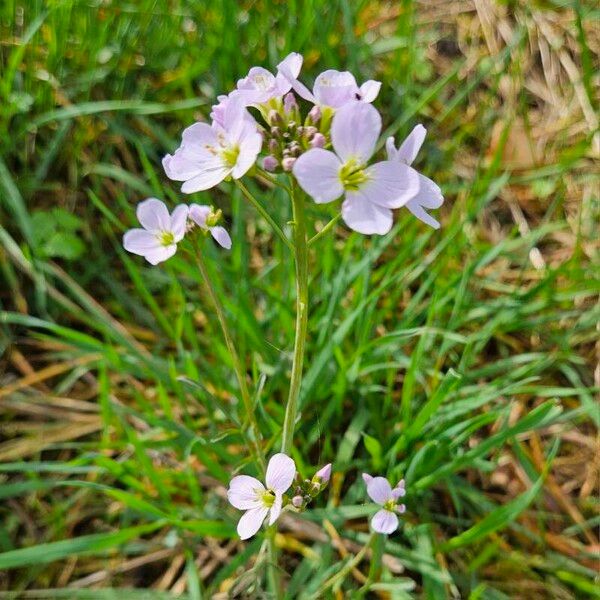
(158, 231, 175, 246)
(221, 145, 240, 168)
(383, 499, 396, 511)
(261, 489, 276, 508)
(339, 159, 369, 191)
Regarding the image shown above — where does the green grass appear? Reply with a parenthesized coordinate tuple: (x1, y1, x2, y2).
(1, 0, 598, 597)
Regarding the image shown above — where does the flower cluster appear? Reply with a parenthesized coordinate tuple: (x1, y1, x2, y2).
(228, 455, 406, 539)
(123, 51, 444, 264)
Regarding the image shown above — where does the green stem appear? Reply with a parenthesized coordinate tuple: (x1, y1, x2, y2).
(235, 179, 293, 251)
(281, 183, 309, 455)
(307, 214, 341, 246)
(266, 526, 282, 597)
(194, 247, 265, 471)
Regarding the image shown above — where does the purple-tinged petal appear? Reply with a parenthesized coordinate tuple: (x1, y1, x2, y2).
(136, 198, 171, 231)
(385, 136, 398, 161)
(359, 80, 381, 103)
(371, 509, 399, 534)
(331, 102, 381, 164)
(237, 506, 269, 540)
(397, 504, 406, 514)
(268, 493, 283, 525)
(181, 122, 219, 149)
(392, 486, 406, 500)
(313, 70, 359, 108)
(144, 245, 177, 265)
(231, 127, 262, 179)
(210, 226, 232, 249)
(362, 473, 374, 485)
(277, 52, 303, 80)
(396, 124, 426, 165)
(362, 161, 420, 209)
(170, 205, 189, 241)
(265, 453, 296, 494)
(228, 475, 265, 510)
(366, 476, 394, 504)
(180, 160, 230, 193)
(406, 203, 441, 229)
(293, 149, 343, 204)
(162, 152, 202, 181)
(123, 229, 160, 256)
(342, 194, 393, 236)
(413, 174, 444, 209)
(189, 204, 211, 229)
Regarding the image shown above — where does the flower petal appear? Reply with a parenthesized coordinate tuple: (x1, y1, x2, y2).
(237, 506, 269, 540)
(144, 245, 177, 265)
(412, 174, 444, 209)
(293, 149, 343, 204)
(123, 229, 160, 255)
(385, 136, 398, 161)
(392, 486, 406, 500)
(268, 492, 283, 525)
(359, 80, 381, 103)
(362, 473, 374, 485)
(231, 126, 262, 179)
(395, 124, 426, 165)
(181, 122, 219, 149)
(313, 70, 358, 108)
(180, 160, 230, 193)
(331, 102, 381, 164)
(265, 453, 296, 493)
(366, 476, 394, 504)
(341, 194, 393, 236)
(189, 204, 211, 229)
(228, 475, 265, 510)
(170, 205, 189, 241)
(371, 509, 399, 534)
(362, 161, 420, 208)
(136, 198, 171, 231)
(210, 226, 232, 249)
(162, 152, 202, 181)
(405, 201, 440, 229)
(277, 52, 303, 80)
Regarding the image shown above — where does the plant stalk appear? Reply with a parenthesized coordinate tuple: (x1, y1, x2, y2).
(281, 184, 309, 455)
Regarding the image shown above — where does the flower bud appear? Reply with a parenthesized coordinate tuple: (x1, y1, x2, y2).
(268, 109, 283, 126)
(310, 133, 326, 148)
(313, 463, 332, 484)
(308, 105, 321, 124)
(304, 126, 317, 138)
(268, 138, 279, 154)
(270, 126, 281, 138)
(282, 157, 296, 172)
(283, 92, 298, 114)
(263, 155, 278, 172)
(292, 495, 303, 508)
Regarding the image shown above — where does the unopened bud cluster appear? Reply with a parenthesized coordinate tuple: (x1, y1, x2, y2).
(289, 463, 332, 512)
(261, 94, 329, 174)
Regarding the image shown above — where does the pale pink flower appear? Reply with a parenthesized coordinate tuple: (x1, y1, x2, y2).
(163, 96, 262, 193)
(386, 125, 444, 229)
(188, 204, 232, 249)
(227, 453, 296, 540)
(280, 67, 381, 109)
(123, 199, 188, 265)
(235, 53, 303, 105)
(293, 102, 419, 235)
(362, 474, 406, 535)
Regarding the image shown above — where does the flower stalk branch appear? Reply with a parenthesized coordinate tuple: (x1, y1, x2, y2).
(194, 245, 265, 471)
(281, 182, 309, 455)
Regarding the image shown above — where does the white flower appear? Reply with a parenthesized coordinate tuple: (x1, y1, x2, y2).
(122, 198, 188, 265)
(227, 453, 296, 540)
(188, 204, 232, 249)
(362, 473, 406, 534)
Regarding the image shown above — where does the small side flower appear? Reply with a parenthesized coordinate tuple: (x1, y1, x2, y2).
(188, 204, 232, 249)
(123, 198, 188, 265)
(363, 473, 406, 535)
(227, 453, 296, 540)
(386, 125, 444, 229)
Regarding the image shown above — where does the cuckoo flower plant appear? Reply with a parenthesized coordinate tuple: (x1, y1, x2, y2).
(363, 474, 406, 534)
